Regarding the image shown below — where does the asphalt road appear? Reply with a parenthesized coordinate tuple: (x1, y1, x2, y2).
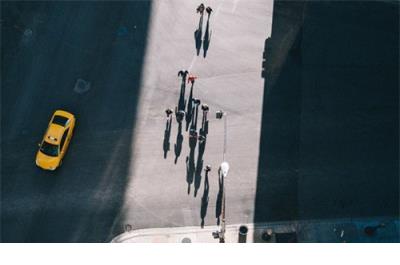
(1, 0, 152, 242)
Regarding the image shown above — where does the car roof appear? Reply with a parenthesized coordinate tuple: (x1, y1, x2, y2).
(44, 123, 64, 145)
(43, 110, 75, 145)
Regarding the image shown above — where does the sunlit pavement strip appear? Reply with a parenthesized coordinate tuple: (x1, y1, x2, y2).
(115, 0, 275, 232)
(112, 217, 399, 243)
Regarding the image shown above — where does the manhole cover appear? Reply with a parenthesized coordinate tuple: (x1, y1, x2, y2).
(74, 78, 91, 94)
(22, 28, 33, 44)
(23, 29, 33, 38)
(181, 237, 191, 243)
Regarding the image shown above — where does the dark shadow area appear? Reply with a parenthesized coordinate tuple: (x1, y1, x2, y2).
(194, 107, 209, 196)
(200, 169, 210, 228)
(163, 116, 172, 158)
(203, 15, 211, 58)
(186, 99, 203, 194)
(174, 121, 183, 164)
(1, 1, 152, 242)
(194, 154, 203, 197)
(194, 114, 207, 197)
(215, 170, 223, 226)
(194, 13, 203, 56)
(185, 82, 195, 131)
(255, 0, 399, 235)
(186, 137, 196, 195)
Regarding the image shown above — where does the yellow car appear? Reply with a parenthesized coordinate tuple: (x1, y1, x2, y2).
(36, 110, 76, 170)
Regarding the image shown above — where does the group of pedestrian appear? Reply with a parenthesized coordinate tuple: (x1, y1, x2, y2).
(196, 3, 213, 16)
(165, 69, 209, 148)
(195, 3, 213, 57)
(162, 4, 218, 228)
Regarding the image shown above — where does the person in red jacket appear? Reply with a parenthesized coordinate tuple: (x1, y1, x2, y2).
(188, 74, 197, 84)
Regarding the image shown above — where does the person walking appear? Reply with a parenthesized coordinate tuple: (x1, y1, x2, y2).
(197, 3, 205, 14)
(165, 108, 173, 118)
(188, 74, 197, 84)
(178, 70, 189, 83)
(206, 6, 213, 16)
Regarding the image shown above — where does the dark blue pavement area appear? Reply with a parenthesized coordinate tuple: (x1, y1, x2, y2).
(1, 1, 152, 242)
(255, 0, 399, 228)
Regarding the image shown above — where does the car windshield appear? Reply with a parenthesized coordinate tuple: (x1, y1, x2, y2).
(40, 141, 59, 157)
(52, 115, 69, 127)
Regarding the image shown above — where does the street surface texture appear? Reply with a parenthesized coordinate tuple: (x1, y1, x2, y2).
(114, 0, 273, 233)
(1, 0, 273, 242)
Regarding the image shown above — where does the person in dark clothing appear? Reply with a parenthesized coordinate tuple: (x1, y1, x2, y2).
(206, 6, 213, 16)
(197, 3, 205, 14)
(165, 108, 173, 117)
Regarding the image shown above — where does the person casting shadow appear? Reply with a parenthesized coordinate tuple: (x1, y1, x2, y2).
(187, 98, 200, 195)
(200, 103, 209, 137)
(203, 7, 212, 58)
(194, 105, 208, 197)
(174, 121, 183, 164)
(194, 4, 205, 56)
(200, 165, 211, 228)
(163, 109, 173, 158)
(215, 167, 223, 226)
(176, 70, 188, 123)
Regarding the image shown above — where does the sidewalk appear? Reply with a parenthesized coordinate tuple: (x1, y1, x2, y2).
(111, 216, 399, 243)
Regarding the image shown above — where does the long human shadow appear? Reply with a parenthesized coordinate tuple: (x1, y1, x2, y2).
(194, 110, 208, 197)
(200, 170, 210, 228)
(187, 100, 200, 194)
(215, 169, 223, 226)
(186, 135, 196, 195)
(185, 82, 195, 131)
(177, 70, 188, 115)
(163, 116, 172, 158)
(194, 13, 204, 56)
(174, 121, 183, 164)
(203, 15, 212, 58)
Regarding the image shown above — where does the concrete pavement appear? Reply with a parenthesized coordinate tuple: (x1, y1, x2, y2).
(111, 0, 274, 233)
